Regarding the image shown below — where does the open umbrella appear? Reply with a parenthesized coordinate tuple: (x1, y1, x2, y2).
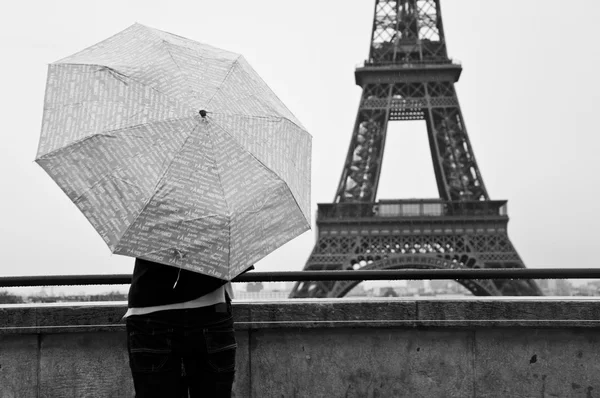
(35, 24, 311, 280)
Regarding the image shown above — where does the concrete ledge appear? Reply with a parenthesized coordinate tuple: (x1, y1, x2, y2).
(1, 298, 600, 334)
(1, 299, 600, 397)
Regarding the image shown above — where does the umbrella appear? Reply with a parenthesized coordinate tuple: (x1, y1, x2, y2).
(35, 24, 311, 280)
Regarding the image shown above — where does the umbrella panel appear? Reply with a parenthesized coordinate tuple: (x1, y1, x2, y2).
(38, 63, 189, 158)
(210, 113, 311, 221)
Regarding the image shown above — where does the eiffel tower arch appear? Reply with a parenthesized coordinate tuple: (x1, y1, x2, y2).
(290, 0, 542, 298)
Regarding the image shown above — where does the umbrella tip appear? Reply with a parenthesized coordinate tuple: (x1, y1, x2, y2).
(199, 110, 207, 118)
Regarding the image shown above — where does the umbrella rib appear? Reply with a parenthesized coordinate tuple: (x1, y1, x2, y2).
(114, 122, 200, 249)
(204, 124, 232, 269)
(136, 32, 240, 110)
(234, 57, 305, 130)
(66, 131, 181, 205)
(207, 115, 309, 185)
(71, 173, 144, 205)
(231, 173, 310, 225)
(36, 116, 191, 161)
(204, 56, 305, 130)
(209, 119, 311, 227)
(209, 118, 297, 192)
(36, 133, 104, 161)
(208, 112, 310, 140)
(100, 116, 193, 138)
(160, 41, 197, 105)
(44, 101, 152, 131)
(142, 24, 237, 59)
(230, 184, 287, 215)
(284, 177, 311, 226)
(55, 63, 194, 113)
(204, 56, 242, 108)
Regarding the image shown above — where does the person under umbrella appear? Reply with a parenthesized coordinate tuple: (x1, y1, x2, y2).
(124, 257, 250, 396)
(36, 24, 312, 397)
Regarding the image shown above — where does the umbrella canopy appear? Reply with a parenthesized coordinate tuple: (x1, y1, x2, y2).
(35, 24, 311, 281)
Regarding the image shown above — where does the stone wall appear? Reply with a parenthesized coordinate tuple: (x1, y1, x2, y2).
(1, 298, 600, 397)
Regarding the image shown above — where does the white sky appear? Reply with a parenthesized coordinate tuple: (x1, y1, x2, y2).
(1, 0, 599, 281)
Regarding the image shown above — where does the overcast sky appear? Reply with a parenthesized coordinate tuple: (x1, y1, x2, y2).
(1, 0, 599, 283)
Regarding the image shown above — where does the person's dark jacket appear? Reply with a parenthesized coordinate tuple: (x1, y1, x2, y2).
(128, 258, 229, 307)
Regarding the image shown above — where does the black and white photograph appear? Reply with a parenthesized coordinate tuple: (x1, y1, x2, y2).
(1, 1, 599, 397)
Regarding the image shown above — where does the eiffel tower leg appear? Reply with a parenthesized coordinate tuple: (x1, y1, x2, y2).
(463, 233, 542, 296)
(291, 233, 360, 298)
(334, 107, 389, 204)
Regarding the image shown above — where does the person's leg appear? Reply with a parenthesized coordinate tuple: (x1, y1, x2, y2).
(126, 314, 186, 398)
(183, 305, 237, 398)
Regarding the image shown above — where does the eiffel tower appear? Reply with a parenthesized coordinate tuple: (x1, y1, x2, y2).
(289, 0, 542, 298)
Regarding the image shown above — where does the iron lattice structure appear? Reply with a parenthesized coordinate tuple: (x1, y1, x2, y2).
(290, 0, 542, 298)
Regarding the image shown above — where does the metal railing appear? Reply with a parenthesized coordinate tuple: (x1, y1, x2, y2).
(1, 268, 600, 288)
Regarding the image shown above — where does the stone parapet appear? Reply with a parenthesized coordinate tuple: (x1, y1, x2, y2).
(1, 298, 599, 397)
